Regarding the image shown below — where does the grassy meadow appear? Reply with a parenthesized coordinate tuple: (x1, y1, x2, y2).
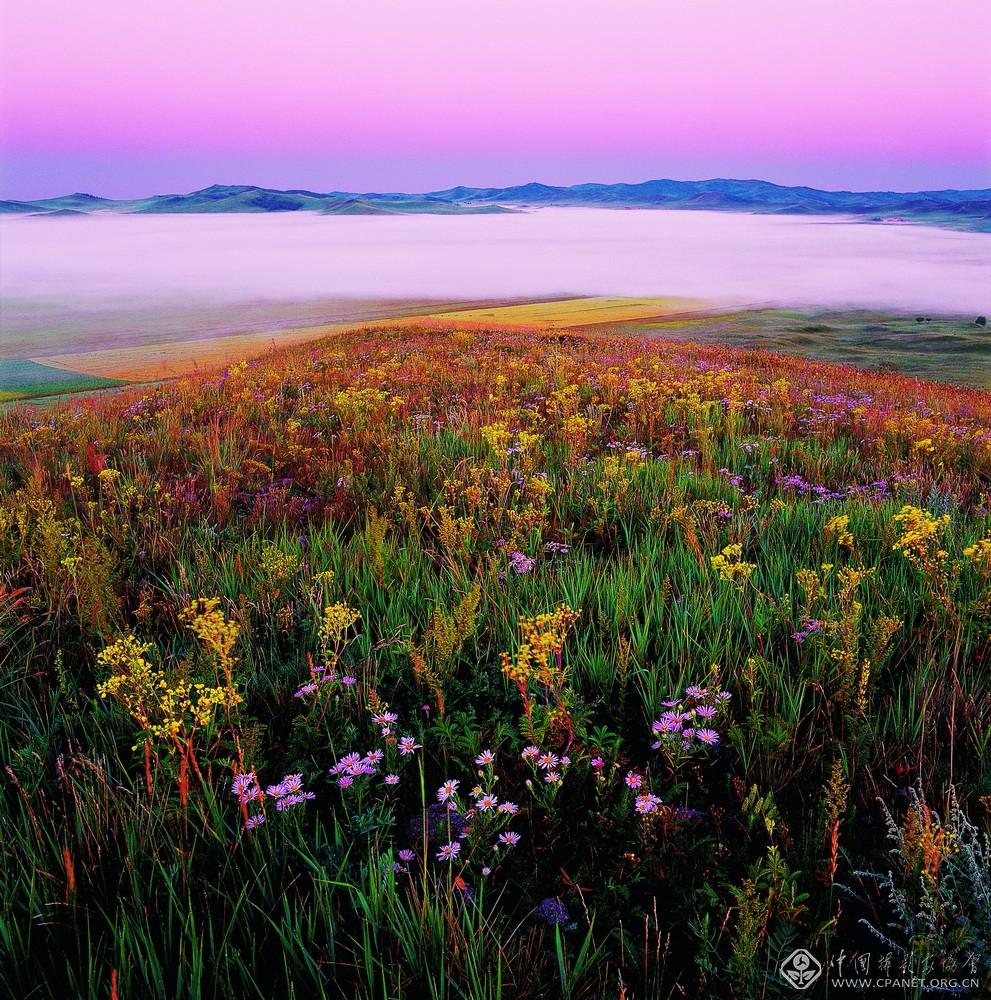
(1, 323, 990, 998)
(626, 310, 991, 391)
(4, 298, 986, 404)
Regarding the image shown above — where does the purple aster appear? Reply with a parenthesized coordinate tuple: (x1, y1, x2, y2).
(436, 841, 461, 862)
(509, 551, 535, 574)
(635, 793, 663, 815)
(437, 779, 460, 802)
(336, 752, 362, 772)
(231, 772, 260, 802)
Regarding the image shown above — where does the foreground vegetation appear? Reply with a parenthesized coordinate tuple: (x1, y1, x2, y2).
(1, 324, 989, 998)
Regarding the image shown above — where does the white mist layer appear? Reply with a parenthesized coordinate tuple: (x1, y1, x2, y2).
(2, 208, 989, 320)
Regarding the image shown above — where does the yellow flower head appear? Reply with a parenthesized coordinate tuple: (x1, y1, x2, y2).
(710, 543, 756, 587)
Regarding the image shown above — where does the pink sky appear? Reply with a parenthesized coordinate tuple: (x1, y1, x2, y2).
(1, 0, 989, 199)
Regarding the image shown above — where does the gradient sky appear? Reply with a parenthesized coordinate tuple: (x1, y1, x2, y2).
(1, 0, 989, 200)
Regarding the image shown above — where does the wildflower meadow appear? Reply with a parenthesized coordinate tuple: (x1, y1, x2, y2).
(1, 323, 989, 998)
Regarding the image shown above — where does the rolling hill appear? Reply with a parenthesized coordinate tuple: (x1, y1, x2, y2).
(2, 178, 989, 229)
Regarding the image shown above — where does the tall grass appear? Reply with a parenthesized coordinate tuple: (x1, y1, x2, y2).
(0, 324, 988, 997)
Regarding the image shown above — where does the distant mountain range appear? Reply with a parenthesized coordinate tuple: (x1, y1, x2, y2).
(3, 178, 990, 230)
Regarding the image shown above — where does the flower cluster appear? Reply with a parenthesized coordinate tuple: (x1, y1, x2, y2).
(501, 606, 580, 687)
(709, 543, 756, 587)
(508, 550, 535, 574)
(423, 765, 523, 868)
(179, 597, 241, 673)
(651, 684, 731, 764)
(963, 536, 991, 577)
(521, 744, 572, 787)
(331, 710, 422, 790)
(96, 629, 242, 750)
(892, 505, 950, 571)
(330, 750, 386, 787)
(824, 514, 855, 550)
(231, 770, 315, 829)
(294, 661, 358, 699)
(267, 773, 316, 811)
(634, 792, 664, 815)
(317, 602, 361, 661)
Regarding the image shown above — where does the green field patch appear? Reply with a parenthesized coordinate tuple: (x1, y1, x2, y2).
(0, 359, 125, 401)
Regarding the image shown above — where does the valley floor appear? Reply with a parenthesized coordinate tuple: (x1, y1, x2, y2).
(3, 296, 989, 402)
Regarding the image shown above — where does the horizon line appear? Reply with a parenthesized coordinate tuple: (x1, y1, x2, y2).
(9, 174, 991, 204)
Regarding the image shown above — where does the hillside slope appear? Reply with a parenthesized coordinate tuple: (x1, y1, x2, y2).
(5, 178, 989, 229)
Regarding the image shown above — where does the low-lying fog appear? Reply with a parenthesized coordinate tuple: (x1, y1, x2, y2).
(2, 208, 989, 356)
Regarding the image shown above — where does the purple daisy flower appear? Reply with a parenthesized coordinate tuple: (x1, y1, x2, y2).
(436, 841, 461, 861)
(437, 779, 460, 802)
(634, 793, 663, 815)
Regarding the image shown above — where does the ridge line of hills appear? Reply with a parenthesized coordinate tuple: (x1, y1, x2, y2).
(2, 177, 990, 230)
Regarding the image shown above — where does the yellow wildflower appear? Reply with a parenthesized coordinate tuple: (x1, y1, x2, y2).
(710, 543, 756, 586)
